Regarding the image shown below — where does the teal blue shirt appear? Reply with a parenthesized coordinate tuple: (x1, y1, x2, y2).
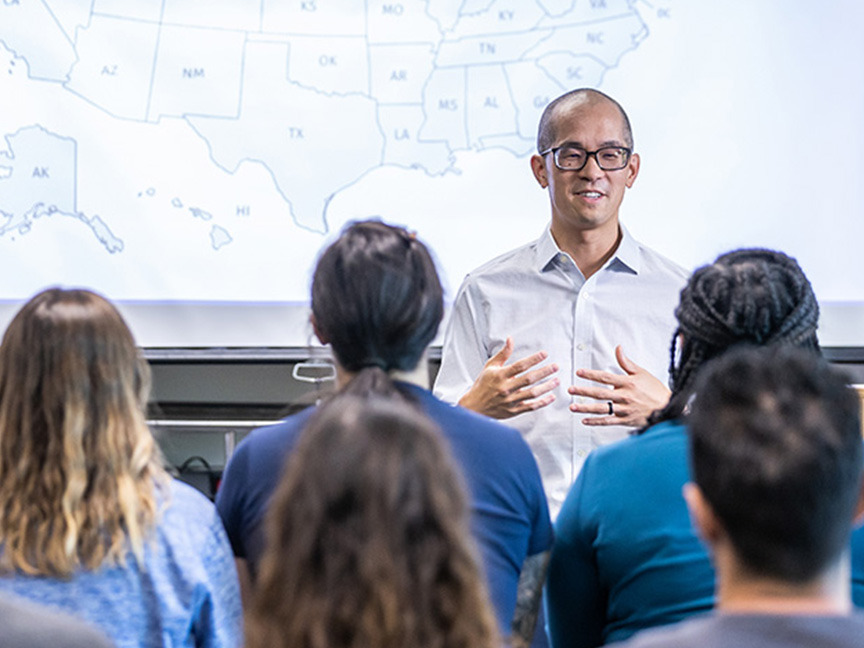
(547, 419, 864, 648)
(546, 420, 714, 648)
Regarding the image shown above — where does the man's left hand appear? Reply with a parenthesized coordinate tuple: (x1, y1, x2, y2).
(568, 345, 670, 427)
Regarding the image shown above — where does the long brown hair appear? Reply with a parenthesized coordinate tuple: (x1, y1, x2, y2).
(247, 395, 499, 648)
(0, 288, 168, 576)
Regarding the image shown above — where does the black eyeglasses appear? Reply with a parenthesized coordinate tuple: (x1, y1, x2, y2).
(539, 145, 632, 171)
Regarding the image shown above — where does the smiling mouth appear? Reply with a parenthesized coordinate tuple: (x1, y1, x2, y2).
(576, 191, 604, 199)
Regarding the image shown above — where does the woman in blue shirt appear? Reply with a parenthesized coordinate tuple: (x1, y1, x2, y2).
(546, 248, 823, 647)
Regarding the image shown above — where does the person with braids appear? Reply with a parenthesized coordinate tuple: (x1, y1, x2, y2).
(545, 248, 835, 648)
(246, 394, 500, 648)
(216, 220, 553, 647)
(0, 288, 242, 648)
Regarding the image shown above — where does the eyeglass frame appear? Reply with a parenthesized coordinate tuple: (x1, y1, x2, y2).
(538, 144, 633, 172)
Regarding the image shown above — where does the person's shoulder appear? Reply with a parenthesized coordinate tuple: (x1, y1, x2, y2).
(226, 407, 316, 469)
(0, 595, 114, 648)
(460, 235, 545, 286)
(608, 615, 718, 648)
(633, 239, 690, 283)
(167, 478, 216, 512)
(163, 480, 222, 533)
(591, 419, 686, 462)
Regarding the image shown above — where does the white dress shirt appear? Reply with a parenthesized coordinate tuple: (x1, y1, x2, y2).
(434, 224, 688, 517)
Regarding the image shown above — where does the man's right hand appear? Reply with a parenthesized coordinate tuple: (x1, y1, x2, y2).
(457, 337, 559, 419)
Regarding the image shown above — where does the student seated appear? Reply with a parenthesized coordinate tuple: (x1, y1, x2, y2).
(217, 220, 553, 646)
(247, 393, 500, 648)
(0, 288, 241, 648)
(612, 346, 864, 647)
(546, 249, 823, 647)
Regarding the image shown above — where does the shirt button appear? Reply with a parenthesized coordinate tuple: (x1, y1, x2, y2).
(582, 292, 590, 299)
(577, 343, 585, 351)
(577, 449, 587, 458)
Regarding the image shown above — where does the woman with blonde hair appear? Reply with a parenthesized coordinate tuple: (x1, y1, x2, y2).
(247, 393, 499, 648)
(0, 288, 241, 648)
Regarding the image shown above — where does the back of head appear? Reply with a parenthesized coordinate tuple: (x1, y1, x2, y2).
(311, 220, 444, 376)
(689, 346, 862, 583)
(249, 394, 498, 648)
(649, 248, 820, 426)
(0, 288, 167, 576)
(536, 87, 634, 152)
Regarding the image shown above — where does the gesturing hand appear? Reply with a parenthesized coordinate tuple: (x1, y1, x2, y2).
(458, 337, 559, 420)
(568, 345, 670, 427)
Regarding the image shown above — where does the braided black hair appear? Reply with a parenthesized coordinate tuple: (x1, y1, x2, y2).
(646, 248, 820, 428)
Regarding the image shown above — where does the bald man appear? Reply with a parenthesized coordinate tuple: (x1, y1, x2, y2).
(434, 89, 687, 516)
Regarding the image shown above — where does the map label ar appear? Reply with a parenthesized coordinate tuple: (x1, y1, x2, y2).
(390, 69, 407, 81)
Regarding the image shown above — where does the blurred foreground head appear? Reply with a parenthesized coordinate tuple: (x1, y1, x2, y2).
(689, 346, 862, 583)
(248, 394, 499, 648)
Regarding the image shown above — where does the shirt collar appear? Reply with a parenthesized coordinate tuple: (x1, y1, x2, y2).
(535, 223, 642, 275)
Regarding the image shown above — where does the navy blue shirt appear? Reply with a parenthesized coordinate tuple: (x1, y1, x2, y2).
(216, 383, 553, 632)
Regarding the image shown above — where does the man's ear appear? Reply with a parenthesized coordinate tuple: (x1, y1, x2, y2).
(683, 482, 722, 544)
(530, 154, 548, 188)
(310, 314, 328, 345)
(625, 152, 640, 188)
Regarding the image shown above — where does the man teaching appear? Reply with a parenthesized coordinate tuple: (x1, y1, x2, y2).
(434, 88, 687, 515)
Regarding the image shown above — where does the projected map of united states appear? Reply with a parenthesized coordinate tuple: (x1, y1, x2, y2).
(0, 0, 650, 256)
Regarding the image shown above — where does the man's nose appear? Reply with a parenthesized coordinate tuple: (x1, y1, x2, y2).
(578, 153, 604, 179)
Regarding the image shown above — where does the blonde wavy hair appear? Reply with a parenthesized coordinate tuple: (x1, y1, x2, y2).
(0, 288, 169, 576)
